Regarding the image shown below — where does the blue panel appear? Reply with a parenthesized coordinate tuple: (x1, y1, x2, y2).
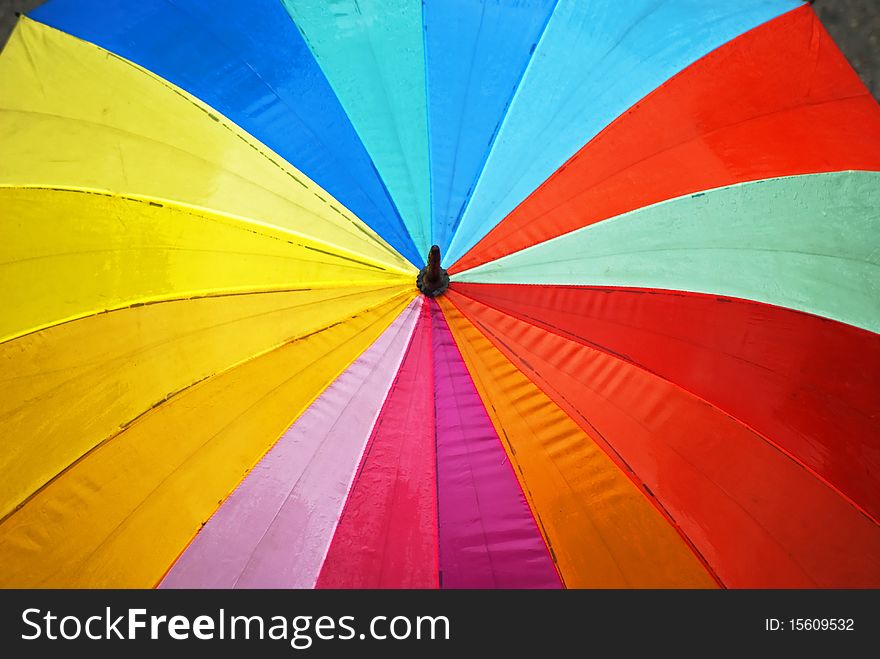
(444, 0, 803, 266)
(31, 0, 423, 267)
(425, 0, 557, 254)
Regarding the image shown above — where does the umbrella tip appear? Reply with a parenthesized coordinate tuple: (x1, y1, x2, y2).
(417, 245, 450, 297)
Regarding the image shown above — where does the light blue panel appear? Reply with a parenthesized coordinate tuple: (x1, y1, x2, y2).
(283, 0, 433, 259)
(445, 0, 803, 266)
(425, 0, 557, 254)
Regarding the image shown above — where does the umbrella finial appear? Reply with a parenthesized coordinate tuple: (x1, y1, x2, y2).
(417, 245, 450, 297)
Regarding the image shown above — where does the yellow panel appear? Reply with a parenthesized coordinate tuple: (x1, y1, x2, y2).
(0, 18, 413, 274)
(0, 290, 414, 587)
(0, 187, 412, 342)
(0, 284, 410, 521)
(438, 297, 717, 588)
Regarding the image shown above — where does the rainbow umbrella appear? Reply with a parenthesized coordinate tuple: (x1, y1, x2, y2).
(1, 0, 878, 589)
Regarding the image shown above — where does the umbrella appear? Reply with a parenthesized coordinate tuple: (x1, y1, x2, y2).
(1, 0, 878, 589)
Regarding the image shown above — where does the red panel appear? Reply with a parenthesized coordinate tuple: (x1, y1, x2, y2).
(316, 299, 439, 588)
(452, 283, 880, 523)
(446, 289, 880, 587)
(450, 6, 880, 274)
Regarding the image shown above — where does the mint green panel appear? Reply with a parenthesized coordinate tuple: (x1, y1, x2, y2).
(454, 172, 880, 333)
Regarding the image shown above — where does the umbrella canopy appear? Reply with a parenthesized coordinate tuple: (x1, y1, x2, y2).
(1, 0, 878, 589)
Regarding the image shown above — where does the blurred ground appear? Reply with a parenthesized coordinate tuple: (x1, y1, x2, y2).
(814, 0, 879, 97)
(1, 0, 878, 99)
(0, 0, 42, 48)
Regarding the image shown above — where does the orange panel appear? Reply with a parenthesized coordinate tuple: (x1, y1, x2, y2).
(438, 297, 717, 588)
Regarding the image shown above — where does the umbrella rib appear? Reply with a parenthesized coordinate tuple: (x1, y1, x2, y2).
(0, 277, 405, 349)
(314, 301, 422, 588)
(454, 334, 571, 587)
(462, 243, 880, 273)
(230, 304, 414, 588)
(0, 107, 405, 261)
(372, 312, 429, 587)
(0, 180, 414, 272)
(0, 289, 411, 530)
(450, 286, 880, 530)
(434, 1, 486, 246)
(0, 285, 406, 420)
(449, 299, 727, 588)
(444, 0, 561, 251)
(455, 92, 872, 265)
(342, 0, 430, 256)
(451, 0, 667, 256)
(31, 293, 411, 586)
(164, 0, 411, 252)
(432, 304, 506, 588)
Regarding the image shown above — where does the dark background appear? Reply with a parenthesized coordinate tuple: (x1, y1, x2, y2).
(1, 0, 878, 100)
(0, 589, 877, 656)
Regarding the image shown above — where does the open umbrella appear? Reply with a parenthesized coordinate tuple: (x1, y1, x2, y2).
(1, 0, 878, 589)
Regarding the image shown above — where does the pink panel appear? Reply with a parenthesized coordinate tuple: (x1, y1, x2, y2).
(430, 299, 561, 589)
(160, 298, 421, 589)
(317, 298, 439, 588)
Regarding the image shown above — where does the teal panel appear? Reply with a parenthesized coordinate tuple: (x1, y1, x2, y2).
(283, 0, 432, 259)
